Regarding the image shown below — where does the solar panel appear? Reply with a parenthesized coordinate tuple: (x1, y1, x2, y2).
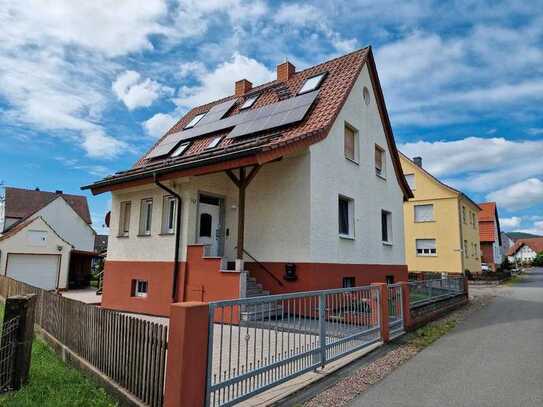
(145, 90, 319, 158)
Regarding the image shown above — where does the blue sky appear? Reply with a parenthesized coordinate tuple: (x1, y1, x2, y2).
(1, 0, 542, 235)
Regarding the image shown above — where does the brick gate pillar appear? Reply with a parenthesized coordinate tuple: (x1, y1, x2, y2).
(164, 302, 210, 407)
(371, 283, 389, 342)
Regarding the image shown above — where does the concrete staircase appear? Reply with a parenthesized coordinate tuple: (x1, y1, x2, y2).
(246, 275, 270, 297)
(241, 274, 283, 321)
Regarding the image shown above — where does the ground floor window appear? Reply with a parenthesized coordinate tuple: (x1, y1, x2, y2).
(386, 275, 394, 284)
(343, 277, 355, 288)
(132, 280, 148, 298)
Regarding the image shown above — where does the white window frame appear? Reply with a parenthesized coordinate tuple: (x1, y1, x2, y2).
(139, 198, 153, 236)
(375, 144, 386, 178)
(162, 195, 178, 235)
(119, 201, 131, 237)
(184, 112, 206, 129)
(416, 239, 437, 256)
(171, 142, 190, 158)
(344, 122, 359, 163)
(298, 73, 326, 94)
(133, 280, 148, 298)
(240, 94, 259, 109)
(207, 136, 222, 149)
(381, 210, 392, 244)
(414, 204, 434, 222)
(338, 195, 355, 239)
(405, 173, 415, 190)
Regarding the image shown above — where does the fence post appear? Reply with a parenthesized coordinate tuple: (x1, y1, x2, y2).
(463, 276, 469, 298)
(318, 293, 326, 368)
(164, 302, 210, 407)
(3, 294, 37, 389)
(371, 283, 389, 342)
(399, 282, 412, 331)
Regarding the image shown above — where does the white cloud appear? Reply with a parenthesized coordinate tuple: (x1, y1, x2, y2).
(500, 216, 522, 229)
(486, 178, 543, 211)
(176, 53, 274, 108)
(527, 128, 543, 136)
(179, 62, 207, 79)
(516, 220, 543, 236)
(143, 113, 179, 138)
(400, 137, 543, 193)
(81, 130, 129, 159)
(112, 70, 171, 110)
(273, 4, 321, 25)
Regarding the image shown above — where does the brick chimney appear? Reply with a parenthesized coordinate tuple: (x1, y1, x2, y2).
(235, 79, 252, 96)
(413, 157, 422, 167)
(277, 60, 295, 82)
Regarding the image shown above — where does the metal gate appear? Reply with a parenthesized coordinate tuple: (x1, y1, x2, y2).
(205, 285, 381, 406)
(387, 284, 404, 338)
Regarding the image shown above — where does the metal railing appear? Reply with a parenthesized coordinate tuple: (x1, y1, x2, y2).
(408, 277, 465, 307)
(206, 285, 381, 406)
(387, 284, 403, 338)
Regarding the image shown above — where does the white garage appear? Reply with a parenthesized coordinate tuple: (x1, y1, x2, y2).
(6, 254, 60, 290)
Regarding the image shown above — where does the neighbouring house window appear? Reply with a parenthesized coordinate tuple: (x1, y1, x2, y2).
(139, 198, 153, 235)
(199, 213, 212, 237)
(416, 239, 436, 256)
(462, 206, 467, 224)
(381, 210, 392, 243)
(414, 204, 434, 222)
(464, 240, 468, 257)
(338, 195, 354, 238)
(343, 277, 355, 288)
(405, 174, 415, 190)
(375, 145, 385, 177)
(386, 275, 395, 284)
(472, 212, 476, 227)
(162, 196, 178, 234)
(344, 123, 358, 162)
(119, 201, 131, 237)
(132, 280, 148, 298)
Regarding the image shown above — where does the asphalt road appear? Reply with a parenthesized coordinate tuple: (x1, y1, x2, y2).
(350, 268, 543, 407)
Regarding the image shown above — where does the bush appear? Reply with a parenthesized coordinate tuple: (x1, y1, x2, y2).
(533, 252, 543, 267)
(501, 257, 512, 271)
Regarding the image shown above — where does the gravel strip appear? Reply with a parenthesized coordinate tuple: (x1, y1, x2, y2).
(302, 288, 498, 407)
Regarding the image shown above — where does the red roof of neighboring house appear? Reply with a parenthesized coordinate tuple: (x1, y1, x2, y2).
(478, 202, 501, 243)
(4, 187, 92, 226)
(507, 237, 543, 256)
(83, 47, 412, 200)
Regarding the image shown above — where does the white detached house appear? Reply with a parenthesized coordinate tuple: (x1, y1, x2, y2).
(0, 187, 96, 290)
(83, 47, 413, 317)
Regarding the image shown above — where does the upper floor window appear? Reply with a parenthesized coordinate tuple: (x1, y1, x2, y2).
(464, 240, 468, 257)
(471, 212, 476, 227)
(240, 94, 259, 109)
(375, 145, 386, 178)
(119, 201, 131, 237)
(162, 196, 177, 234)
(414, 204, 434, 222)
(171, 142, 190, 158)
(405, 174, 415, 190)
(462, 206, 467, 224)
(338, 195, 354, 238)
(344, 123, 359, 163)
(416, 239, 436, 256)
(381, 210, 392, 243)
(206, 136, 222, 149)
(298, 73, 326, 94)
(184, 112, 206, 129)
(139, 198, 153, 236)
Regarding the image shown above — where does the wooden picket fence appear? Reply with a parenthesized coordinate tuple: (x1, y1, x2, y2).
(0, 276, 167, 407)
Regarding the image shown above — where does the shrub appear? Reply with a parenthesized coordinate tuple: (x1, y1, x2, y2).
(533, 252, 543, 267)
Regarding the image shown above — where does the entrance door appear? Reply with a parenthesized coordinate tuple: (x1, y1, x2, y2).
(197, 195, 223, 257)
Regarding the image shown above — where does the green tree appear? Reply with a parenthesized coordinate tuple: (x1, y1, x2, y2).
(532, 252, 543, 267)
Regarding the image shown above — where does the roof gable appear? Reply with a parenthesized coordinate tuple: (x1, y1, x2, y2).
(0, 216, 73, 247)
(4, 187, 92, 226)
(507, 237, 543, 256)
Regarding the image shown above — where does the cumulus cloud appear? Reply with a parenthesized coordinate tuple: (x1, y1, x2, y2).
(176, 53, 274, 107)
(486, 178, 543, 210)
(500, 216, 522, 229)
(399, 137, 543, 193)
(112, 70, 171, 110)
(143, 113, 179, 138)
(81, 130, 129, 159)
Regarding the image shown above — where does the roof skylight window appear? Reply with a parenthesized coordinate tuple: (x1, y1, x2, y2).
(206, 136, 222, 149)
(298, 73, 326, 95)
(240, 94, 259, 110)
(171, 142, 190, 157)
(184, 112, 206, 129)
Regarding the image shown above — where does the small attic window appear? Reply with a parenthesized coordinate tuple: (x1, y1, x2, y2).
(184, 112, 206, 129)
(206, 136, 222, 149)
(298, 73, 326, 95)
(240, 94, 259, 110)
(171, 142, 190, 158)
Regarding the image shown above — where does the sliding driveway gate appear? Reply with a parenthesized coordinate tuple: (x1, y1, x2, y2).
(206, 285, 381, 406)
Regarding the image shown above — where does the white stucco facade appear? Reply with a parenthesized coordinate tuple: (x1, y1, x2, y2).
(509, 245, 537, 263)
(106, 64, 406, 267)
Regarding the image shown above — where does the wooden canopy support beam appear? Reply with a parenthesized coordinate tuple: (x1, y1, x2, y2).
(225, 165, 261, 260)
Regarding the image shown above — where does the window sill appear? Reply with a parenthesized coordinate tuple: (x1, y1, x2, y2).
(131, 295, 148, 299)
(158, 232, 175, 236)
(339, 234, 355, 240)
(376, 173, 387, 181)
(414, 220, 435, 223)
(116, 235, 129, 238)
(137, 234, 152, 238)
(345, 157, 359, 165)
(416, 254, 438, 257)
(382, 241, 393, 246)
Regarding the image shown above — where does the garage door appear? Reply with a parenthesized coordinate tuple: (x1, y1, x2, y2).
(6, 254, 60, 290)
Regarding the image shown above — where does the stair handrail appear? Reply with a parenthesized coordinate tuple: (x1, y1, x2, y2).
(236, 247, 284, 287)
(96, 269, 104, 294)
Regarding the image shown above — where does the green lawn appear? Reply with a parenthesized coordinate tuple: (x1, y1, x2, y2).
(0, 304, 117, 407)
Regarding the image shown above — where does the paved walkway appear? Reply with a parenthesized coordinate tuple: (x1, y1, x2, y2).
(350, 268, 543, 407)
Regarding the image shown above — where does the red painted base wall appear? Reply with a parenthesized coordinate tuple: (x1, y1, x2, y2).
(245, 262, 408, 294)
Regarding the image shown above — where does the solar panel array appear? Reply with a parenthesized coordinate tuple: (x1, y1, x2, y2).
(146, 90, 319, 159)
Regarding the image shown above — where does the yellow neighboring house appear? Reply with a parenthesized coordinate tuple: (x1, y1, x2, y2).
(400, 153, 482, 275)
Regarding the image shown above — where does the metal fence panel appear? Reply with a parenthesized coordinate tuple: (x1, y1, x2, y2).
(387, 284, 403, 338)
(408, 277, 465, 307)
(206, 285, 381, 407)
(0, 317, 20, 393)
